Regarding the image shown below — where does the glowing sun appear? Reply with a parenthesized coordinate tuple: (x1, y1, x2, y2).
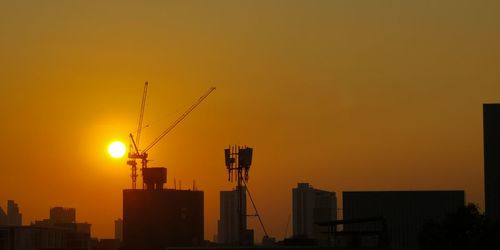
(108, 141, 126, 158)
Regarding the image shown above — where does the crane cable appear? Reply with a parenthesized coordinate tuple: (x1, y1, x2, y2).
(142, 87, 216, 153)
(242, 177, 269, 237)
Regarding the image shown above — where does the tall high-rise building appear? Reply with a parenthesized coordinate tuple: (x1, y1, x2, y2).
(484, 103, 500, 222)
(217, 187, 253, 245)
(115, 218, 123, 242)
(292, 183, 337, 242)
(7, 200, 22, 226)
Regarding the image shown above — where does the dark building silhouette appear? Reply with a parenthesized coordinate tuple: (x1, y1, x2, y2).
(32, 206, 93, 249)
(33, 207, 91, 235)
(0, 207, 6, 226)
(0, 226, 68, 249)
(217, 187, 254, 245)
(123, 167, 204, 249)
(50, 207, 76, 224)
(7, 200, 22, 226)
(484, 103, 500, 222)
(343, 191, 464, 250)
(97, 238, 121, 250)
(114, 218, 123, 242)
(0, 225, 93, 250)
(292, 183, 336, 245)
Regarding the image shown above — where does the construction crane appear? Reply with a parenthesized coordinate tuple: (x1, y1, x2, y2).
(127, 82, 148, 190)
(127, 83, 216, 189)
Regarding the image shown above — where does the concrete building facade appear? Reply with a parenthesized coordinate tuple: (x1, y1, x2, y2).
(343, 191, 465, 250)
(292, 183, 337, 242)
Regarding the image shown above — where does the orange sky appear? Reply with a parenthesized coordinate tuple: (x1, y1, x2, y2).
(1, 0, 500, 241)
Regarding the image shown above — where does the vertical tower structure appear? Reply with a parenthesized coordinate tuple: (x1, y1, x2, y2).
(484, 103, 500, 222)
(219, 145, 254, 246)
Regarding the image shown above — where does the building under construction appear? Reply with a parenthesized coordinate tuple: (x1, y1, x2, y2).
(122, 83, 213, 249)
(123, 167, 204, 249)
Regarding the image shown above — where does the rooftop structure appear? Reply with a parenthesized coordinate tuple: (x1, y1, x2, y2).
(343, 190, 465, 250)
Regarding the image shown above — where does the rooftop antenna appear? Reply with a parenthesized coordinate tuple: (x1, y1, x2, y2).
(225, 145, 269, 245)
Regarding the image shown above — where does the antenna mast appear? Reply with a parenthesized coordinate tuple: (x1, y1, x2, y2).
(224, 145, 268, 245)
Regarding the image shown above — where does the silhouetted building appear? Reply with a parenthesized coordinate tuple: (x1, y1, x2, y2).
(114, 218, 123, 242)
(50, 207, 76, 224)
(0, 207, 7, 226)
(34, 207, 90, 233)
(484, 103, 500, 223)
(7, 200, 22, 226)
(123, 167, 204, 250)
(343, 191, 465, 250)
(292, 183, 337, 244)
(75, 223, 91, 235)
(316, 216, 389, 248)
(0, 225, 92, 250)
(97, 238, 121, 250)
(0, 226, 67, 250)
(32, 206, 93, 248)
(217, 187, 253, 245)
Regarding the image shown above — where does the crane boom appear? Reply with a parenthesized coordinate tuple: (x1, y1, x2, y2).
(143, 87, 216, 153)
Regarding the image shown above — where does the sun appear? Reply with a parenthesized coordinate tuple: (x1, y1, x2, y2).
(108, 141, 126, 158)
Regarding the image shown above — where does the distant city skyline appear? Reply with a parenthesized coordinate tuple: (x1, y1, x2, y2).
(1, 0, 500, 240)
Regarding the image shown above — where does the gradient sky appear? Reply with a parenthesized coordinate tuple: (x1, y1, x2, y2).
(1, 0, 500, 241)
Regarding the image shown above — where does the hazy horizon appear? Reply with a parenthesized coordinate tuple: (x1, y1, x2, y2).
(1, 0, 500, 241)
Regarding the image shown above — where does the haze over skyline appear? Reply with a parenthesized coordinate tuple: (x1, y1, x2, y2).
(1, 0, 500, 240)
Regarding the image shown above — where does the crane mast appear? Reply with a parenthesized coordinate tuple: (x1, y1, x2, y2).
(127, 84, 216, 189)
(127, 82, 148, 189)
(136, 82, 148, 147)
